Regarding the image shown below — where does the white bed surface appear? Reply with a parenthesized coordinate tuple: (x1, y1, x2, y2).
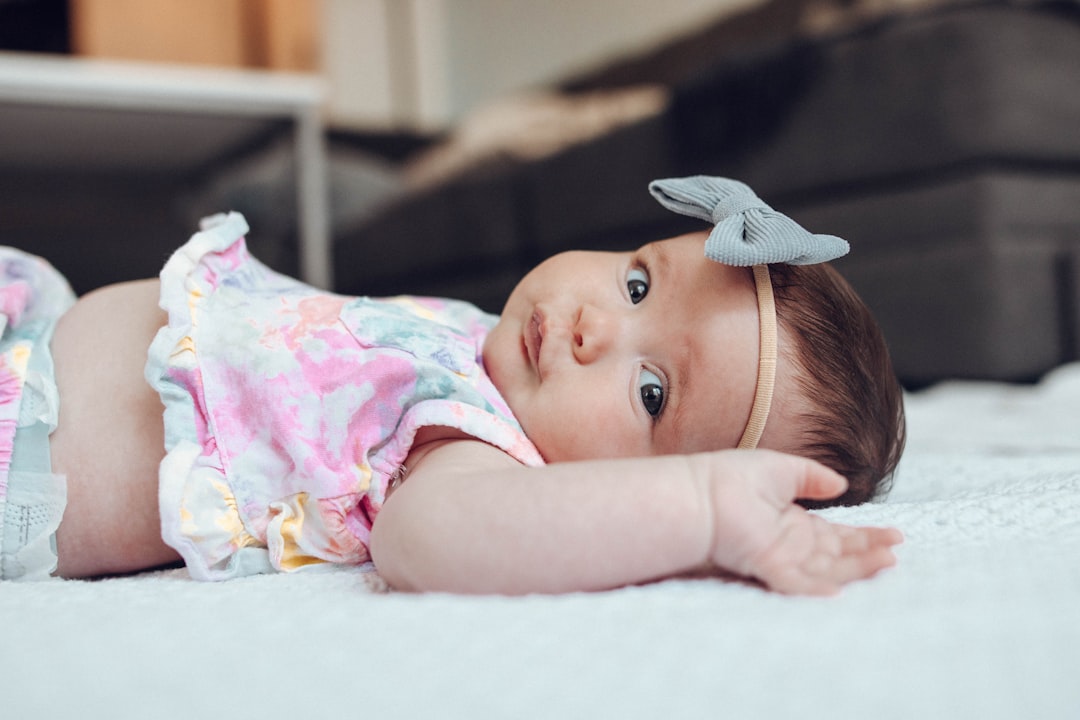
(4, 365, 1079, 719)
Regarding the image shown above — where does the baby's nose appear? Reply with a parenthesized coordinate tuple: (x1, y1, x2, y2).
(571, 304, 616, 364)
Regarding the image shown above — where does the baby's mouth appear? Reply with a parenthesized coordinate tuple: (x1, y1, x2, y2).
(525, 310, 543, 378)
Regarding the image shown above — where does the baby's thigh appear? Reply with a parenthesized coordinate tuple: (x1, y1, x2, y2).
(49, 280, 179, 577)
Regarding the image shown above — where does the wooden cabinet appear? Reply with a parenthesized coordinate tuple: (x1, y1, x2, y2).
(69, 0, 319, 71)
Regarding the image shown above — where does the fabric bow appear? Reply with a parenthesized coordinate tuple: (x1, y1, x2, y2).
(648, 176, 849, 266)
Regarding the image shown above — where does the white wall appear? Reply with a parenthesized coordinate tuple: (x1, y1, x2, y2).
(323, 0, 758, 131)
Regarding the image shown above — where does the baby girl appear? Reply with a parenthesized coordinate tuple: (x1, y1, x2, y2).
(0, 176, 904, 594)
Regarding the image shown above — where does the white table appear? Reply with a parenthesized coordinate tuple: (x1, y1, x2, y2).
(0, 52, 331, 288)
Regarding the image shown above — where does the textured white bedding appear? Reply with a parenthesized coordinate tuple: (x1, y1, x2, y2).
(3, 365, 1079, 720)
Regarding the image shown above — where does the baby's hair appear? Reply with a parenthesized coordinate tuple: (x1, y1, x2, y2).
(769, 263, 906, 506)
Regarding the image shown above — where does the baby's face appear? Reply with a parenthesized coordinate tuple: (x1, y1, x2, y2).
(483, 231, 773, 462)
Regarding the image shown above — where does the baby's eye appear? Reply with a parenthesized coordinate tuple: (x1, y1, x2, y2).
(638, 368, 665, 418)
(627, 267, 650, 304)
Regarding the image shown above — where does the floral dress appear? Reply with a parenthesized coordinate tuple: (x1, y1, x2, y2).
(147, 213, 543, 580)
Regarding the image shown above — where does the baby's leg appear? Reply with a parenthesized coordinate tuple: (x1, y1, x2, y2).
(49, 279, 180, 577)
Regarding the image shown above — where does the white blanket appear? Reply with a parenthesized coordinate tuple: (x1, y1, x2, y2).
(4, 365, 1079, 719)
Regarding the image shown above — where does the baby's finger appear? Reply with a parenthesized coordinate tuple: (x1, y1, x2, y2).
(836, 525, 904, 555)
(766, 531, 897, 591)
(821, 545, 898, 585)
(791, 458, 848, 501)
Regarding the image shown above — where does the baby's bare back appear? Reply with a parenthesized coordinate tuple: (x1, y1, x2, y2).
(49, 279, 181, 576)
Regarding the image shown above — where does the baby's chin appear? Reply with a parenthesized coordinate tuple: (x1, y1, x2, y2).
(478, 328, 509, 384)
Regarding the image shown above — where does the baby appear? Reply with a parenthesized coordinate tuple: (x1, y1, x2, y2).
(0, 176, 904, 595)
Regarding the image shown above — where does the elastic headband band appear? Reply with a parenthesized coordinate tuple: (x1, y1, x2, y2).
(737, 264, 777, 449)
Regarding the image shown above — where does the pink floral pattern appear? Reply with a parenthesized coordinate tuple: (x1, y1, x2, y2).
(0, 247, 75, 550)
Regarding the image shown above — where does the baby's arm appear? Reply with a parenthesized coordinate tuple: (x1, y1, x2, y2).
(369, 439, 901, 595)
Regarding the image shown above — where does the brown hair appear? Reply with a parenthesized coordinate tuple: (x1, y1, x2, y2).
(769, 262, 905, 506)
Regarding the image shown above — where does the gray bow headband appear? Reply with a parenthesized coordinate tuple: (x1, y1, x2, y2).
(648, 176, 849, 265)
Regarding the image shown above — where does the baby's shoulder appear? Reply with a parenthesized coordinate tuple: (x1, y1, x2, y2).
(404, 427, 519, 480)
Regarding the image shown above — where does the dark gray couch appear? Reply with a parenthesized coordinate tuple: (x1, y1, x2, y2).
(334, 0, 1080, 387)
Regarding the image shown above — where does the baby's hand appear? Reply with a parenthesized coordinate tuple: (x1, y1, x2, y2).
(702, 450, 902, 595)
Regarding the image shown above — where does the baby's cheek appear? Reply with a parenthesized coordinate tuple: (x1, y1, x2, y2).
(513, 409, 575, 464)
(539, 418, 634, 463)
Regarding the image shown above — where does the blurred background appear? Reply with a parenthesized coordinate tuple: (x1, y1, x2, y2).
(1, 0, 1078, 387)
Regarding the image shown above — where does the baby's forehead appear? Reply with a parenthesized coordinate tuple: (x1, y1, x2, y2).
(644, 234, 754, 300)
(638, 245, 762, 454)
(636, 230, 709, 258)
